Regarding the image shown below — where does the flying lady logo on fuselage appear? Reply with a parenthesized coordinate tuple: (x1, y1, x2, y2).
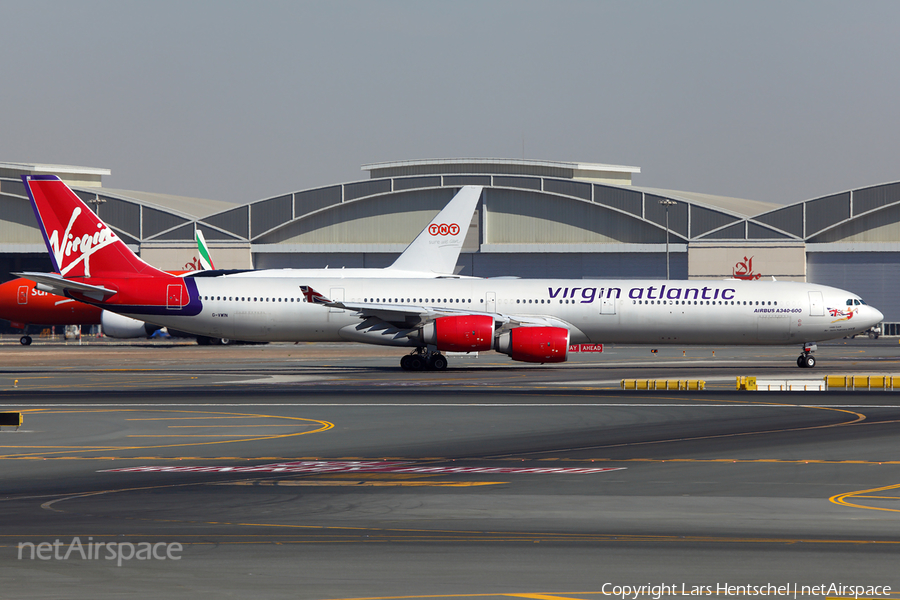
(828, 307, 856, 323)
(48, 207, 121, 278)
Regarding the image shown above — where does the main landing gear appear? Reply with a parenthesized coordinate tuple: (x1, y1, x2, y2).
(400, 349, 448, 371)
(797, 343, 817, 368)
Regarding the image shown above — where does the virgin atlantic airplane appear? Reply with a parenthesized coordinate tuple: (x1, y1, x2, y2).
(18, 175, 883, 370)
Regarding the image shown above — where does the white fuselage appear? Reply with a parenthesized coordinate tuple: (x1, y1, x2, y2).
(131, 276, 883, 348)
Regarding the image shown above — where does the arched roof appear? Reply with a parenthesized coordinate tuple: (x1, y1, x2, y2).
(4, 162, 900, 255)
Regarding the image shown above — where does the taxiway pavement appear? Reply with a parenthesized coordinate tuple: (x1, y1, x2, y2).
(1, 341, 899, 599)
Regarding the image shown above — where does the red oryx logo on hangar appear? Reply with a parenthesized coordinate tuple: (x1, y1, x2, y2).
(428, 223, 460, 236)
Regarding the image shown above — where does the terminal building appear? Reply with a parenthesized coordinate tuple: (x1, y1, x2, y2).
(2, 159, 899, 332)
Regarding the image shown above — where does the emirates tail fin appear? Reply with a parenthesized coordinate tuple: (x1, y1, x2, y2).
(195, 229, 215, 271)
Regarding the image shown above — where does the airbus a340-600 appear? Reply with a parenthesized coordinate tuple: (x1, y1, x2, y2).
(18, 175, 883, 370)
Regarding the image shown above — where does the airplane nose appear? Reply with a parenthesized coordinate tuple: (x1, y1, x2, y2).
(873, 307, 885, 324)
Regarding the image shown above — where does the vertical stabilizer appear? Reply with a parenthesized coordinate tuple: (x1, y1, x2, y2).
(23, 175, 169, 279)
(388, 186, 482, 274)
(195, 229, 215, 270)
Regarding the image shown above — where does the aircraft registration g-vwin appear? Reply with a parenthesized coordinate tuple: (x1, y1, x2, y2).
(19, 175, 883, 370)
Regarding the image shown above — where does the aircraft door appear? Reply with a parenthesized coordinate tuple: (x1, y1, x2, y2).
(808, 291, 824, 316)
(486, 291, 496, 313)
(17, 286, 28, 305)
(601, 296, 616, 315)
(166, 284, 183, 309)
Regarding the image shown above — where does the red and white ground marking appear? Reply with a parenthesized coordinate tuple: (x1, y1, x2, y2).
(100, 460, 624, 475)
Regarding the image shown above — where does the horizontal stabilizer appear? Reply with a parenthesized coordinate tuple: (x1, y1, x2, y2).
(14, 271, 117, 300)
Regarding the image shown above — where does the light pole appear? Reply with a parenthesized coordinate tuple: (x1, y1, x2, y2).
(88, 195, 106, 217)
(659, 199, 676, 280)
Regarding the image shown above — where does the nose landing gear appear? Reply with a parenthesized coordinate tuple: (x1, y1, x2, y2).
(400, 348, 448, 371)
(797, 343, 817, 368)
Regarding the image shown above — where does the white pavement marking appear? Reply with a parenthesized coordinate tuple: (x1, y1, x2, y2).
(231, 375, 325, 385)
(100, 460, 626, 475)
(0, 403, 892, 408)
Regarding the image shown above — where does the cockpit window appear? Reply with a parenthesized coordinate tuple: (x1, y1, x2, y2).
(847, 299, 853, 305)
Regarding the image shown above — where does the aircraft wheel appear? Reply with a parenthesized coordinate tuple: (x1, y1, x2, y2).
(219, 338, 232, 346)
(431, 354, 448, 370)
(797, 355, 805, 368)
(196, 336, 211, 346)
(20, 335, 32, 346)
(804, 355, 816, 368)
(400, 355, 413, 370)
(408, 355, 426, 371)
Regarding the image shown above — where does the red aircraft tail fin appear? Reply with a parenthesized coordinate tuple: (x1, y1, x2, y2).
(23, 175, 169, 279)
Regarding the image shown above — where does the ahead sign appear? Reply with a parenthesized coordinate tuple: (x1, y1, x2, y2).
(569, 344, 603, 353)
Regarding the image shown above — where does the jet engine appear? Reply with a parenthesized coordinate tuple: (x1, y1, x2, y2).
(101, 310, 160, 338)
(496, 326, 570, 363)
(419, 314, 494, 352)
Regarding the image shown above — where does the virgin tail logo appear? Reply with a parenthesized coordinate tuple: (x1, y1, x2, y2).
(49, 207, 121, 278)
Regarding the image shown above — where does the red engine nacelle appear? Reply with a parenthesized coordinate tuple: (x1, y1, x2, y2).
(420, 315, 494, 352)
(496, 326, 570, 363)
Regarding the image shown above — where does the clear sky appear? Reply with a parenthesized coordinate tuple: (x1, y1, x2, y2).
(4, 1, 899, 205)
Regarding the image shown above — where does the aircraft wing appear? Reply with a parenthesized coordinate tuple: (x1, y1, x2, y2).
(13, 271, 117, 300)
(326, 299, 568, 331)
